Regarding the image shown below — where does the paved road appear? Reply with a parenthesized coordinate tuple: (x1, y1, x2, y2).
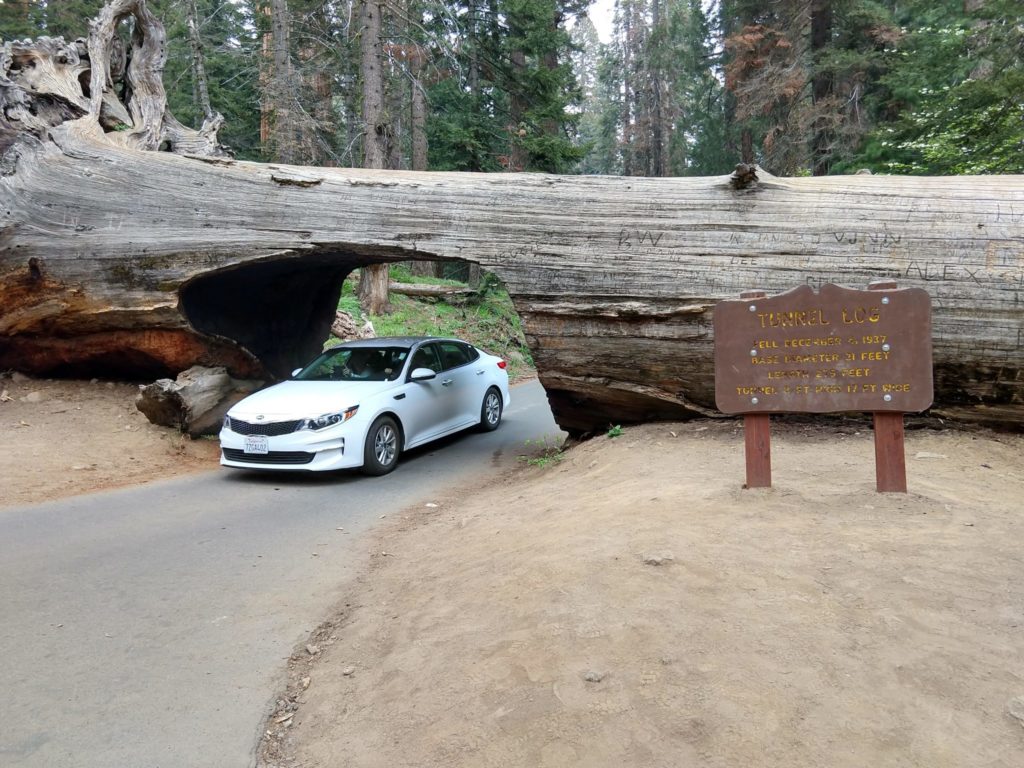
(0, 381, 560, 768)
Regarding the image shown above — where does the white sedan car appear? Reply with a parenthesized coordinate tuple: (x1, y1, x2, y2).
(219, 337, 510, 475)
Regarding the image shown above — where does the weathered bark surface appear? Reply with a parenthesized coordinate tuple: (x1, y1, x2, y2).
(1, 2, 1023, 434)
(389, 283, 476, 298)
(185, 0, 215, 124)
(356, 0, 392, 314)
(136, 366, 261, 436)
(330, 310, 375, 341)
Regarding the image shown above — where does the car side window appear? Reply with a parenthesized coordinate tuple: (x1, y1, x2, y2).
(437, 341, 471, 371)
(460, 342, 480, 363)
(410, 343, 441, 373)
(383, 349, 408, 381)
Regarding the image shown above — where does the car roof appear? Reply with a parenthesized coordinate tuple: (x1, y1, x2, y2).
(336, 336, 468, 350)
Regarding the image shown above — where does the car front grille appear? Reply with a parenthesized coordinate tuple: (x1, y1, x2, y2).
(227, 417, 302, 436)
(222, 449, 315, 465)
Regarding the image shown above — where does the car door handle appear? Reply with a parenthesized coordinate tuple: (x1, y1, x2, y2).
(476, 370, 485, 375)
(441, 379, 454, 386)
(393, 393, 406, 400)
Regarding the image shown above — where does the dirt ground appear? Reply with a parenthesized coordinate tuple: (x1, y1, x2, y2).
(260, 420, 1024, 768)
(0, 373, 219, 509)
(3, 374, 1023, 766)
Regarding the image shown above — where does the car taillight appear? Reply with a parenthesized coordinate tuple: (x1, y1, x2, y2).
(497, 360, 507, 369)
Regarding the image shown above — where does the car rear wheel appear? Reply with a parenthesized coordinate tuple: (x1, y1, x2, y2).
(479, 387, 503, 432)
(362, 415, 400, 475)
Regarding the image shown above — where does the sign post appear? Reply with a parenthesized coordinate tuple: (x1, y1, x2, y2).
(713, 282, 933, 492)
(867, 280, 909, 492)
(739, 290, 772, 488)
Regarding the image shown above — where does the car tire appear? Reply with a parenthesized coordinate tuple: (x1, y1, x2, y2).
(362, 415, 401, 475)
(479, 387, 503, 432)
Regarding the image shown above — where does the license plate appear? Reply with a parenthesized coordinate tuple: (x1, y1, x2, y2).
(244, 435, 269, 454)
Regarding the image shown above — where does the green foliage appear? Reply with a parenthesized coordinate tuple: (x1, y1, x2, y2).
(0, 1, 105, 41)
(849, 0, 1024, 175)
(575, 0, 732, 176)
(518, 435, 566, 467)
(8, 0, 1018, 186)
(606, 424, 623, 438)
(388, 264, 463, 287)
(426, 0, 585, 173)
(334, 268, 535, 381)
(153, 0, 262, 160)
(427, 80, 505, 172)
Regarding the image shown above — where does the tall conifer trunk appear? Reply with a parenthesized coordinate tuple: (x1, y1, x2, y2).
(357, 0, 392, 313)
(650, 0, 666, 176)
(185, 0, 214, 123)
(810, 0, 834, 176)
(621, 2, 634, 175)
(268, 0, 296, 164)
(508, 48, 528, 172)
(406, 1, 439, 278)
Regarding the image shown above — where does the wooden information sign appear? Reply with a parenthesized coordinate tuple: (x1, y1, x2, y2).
(713, 281, 933, 492)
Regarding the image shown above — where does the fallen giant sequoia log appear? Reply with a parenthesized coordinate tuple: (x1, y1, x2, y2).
(1, 1, 1023, 433)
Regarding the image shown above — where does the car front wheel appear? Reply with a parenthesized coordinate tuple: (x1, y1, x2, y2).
(362, 415, 401, 475)
(479, 387, 503, 432)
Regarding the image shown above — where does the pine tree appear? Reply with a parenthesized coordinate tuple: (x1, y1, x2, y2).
(0, 1, 37, 40)
(502, 0, 585, 172)
(671, 0, 732, 175)
(423, 0, 583, 173)
(583, 0, 729, 176)
(0, 1, 107, 41)
(852, 0, 1024, 174)
(721, 0, 898, 175)
(569, 14, 611, 174)
(158, 0, 262, 160)
(425, 0, 507, 172)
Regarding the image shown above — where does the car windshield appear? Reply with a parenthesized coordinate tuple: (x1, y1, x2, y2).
(294, 347, 409, 382)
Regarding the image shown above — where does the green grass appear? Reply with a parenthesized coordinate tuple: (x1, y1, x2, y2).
(388, 263, 463, 287)
(517, 435, 566, 467)
(332, 267, 535, 382)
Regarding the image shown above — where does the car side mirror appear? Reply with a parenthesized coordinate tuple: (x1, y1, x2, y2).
(410, 367, 437, 382)
(291, 368, 302, 378)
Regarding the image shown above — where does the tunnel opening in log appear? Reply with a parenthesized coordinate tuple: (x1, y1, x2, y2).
(180, 254, 354, 379)
(178, 252, 510, 381)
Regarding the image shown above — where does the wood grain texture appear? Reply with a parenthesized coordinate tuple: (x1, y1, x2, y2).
(744, 414, 772, 489)
(873, 412, 908, 493)
(4, 141, 1021, 432)
(1, 3, 1022, 434)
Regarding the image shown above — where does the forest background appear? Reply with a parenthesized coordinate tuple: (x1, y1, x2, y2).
(1, 0, 1022, 309)
(2, 0, 1020, 178)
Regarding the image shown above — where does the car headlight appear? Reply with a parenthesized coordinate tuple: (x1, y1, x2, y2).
(299, 405, 359, 431)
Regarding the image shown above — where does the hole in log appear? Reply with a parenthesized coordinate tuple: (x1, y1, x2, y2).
(180, 255, 353, 379)
(28, 257, 42, 281)
(47, 348, 175, 381)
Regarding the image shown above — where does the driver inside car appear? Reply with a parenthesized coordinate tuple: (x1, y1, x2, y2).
(346, 349, 376, 380)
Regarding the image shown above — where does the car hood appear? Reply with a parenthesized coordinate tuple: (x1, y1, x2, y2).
(229, 380, 386, 421)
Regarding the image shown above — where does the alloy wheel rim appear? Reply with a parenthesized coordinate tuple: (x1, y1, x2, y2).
(375, 425, 396, 465)
(485, 393, 500, 424)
